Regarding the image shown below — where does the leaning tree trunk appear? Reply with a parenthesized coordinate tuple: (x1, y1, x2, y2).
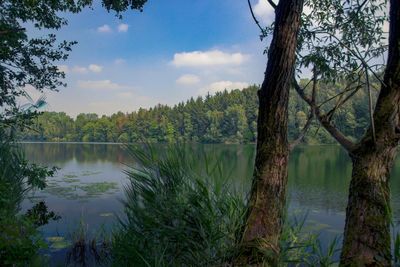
(235, 0, 303, 265)
(340, 0, 400, 265)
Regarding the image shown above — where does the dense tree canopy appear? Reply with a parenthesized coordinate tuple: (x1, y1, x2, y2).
(20, 80, 378, 144)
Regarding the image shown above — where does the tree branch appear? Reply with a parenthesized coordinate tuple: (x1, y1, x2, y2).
(0, 28, 25, 36)
(266, 0, 277, 9)
(317, 83, 361, 108)
(325, 86, 361, 120)
(289, 107, 314, 150)
(311, 30, 386, 86)
(247, 0, 265, 33)
(290, 68, 316, 150)
(293, 75, 356, 152)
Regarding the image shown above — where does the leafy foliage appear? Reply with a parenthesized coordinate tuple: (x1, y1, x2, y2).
(21, 81, 378, 144)
(112, 144, 246, 266)
(0, 130, 57, 266)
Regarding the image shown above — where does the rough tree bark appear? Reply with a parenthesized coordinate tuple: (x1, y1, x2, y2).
(340, 0, 400, 265)
(235, 0, 304, 265)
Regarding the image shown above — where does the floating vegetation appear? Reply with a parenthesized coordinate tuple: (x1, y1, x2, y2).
(63, 174, 79, 179)
(44, 186, 78, 200)
(81, 170, 102, 177)
(46, 180, 59, 187)
(44, 187, 88, 202)
(62, 178, 80, 184)
(43, 181, 119, 200)
(47, 236, 71, 250)
(79, 182, 118, 196)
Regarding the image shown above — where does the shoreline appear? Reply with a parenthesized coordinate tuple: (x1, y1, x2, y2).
(18, 141, 340, 147)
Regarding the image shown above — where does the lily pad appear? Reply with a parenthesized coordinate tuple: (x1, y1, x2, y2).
(64, 174, 79, 179)
(47, 236, 71, 250)
(62, 178, 80, 183)
(81, 170, 102, 176)
(79, 182, 118, 196)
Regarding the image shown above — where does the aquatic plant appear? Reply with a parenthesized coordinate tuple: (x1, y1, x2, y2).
(66, 220, 111, 266)
(112, 144, 246, 266)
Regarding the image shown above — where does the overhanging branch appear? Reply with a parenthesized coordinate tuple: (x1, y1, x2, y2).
(266, 0, 277, 9)
(293, 75, 356, 152)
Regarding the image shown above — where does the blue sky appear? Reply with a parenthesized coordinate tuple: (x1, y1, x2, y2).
(28, 0, 277, 117)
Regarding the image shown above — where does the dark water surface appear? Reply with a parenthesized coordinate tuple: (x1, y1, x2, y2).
(21, 143, 400, 263)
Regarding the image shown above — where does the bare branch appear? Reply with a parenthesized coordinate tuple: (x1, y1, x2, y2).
(290, 68, 317, 150)
(266, 0, 277, 9)
(325, 86, 361, 120)
(317, 83, 361, 108)
(247, 0, 265, 34)
(293, 75, 356, 152)
(289, 110, 313, 150)
(325, 75, 363, 120)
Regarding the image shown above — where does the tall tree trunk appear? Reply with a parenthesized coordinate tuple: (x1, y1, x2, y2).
(235, 0, 303, 265)
(340, 0, 400, 265)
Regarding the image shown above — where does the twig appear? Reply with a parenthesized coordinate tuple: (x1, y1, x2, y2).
(293, 73, 356, 152)
(247, 0, 265, 33)
(267, 0, 277, 9)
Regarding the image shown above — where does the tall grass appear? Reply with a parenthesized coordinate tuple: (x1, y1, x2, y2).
(112, 144, 246, 266)
(66, 219, 111, 266)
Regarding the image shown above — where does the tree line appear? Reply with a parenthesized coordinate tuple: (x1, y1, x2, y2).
(20, 80, 377, 144)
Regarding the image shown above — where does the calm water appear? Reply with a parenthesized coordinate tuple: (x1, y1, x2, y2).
(21, 143, 400, 263)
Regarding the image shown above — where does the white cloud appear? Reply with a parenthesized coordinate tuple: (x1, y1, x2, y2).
(253, 0, 275, 25)
(57, 65, 69, 73)
(171, 50, 249, 67)
(114, 58, 126, 64)
(87, 94, 157, 115)
(176, 74, 200, 85)
(97, 24, 112, 33)
(78, 80, 126, 90)
(88, 64, 103, 73)
(72, 66, 88, 74)
(199, 81, 249, 95)
(117, 23, 129, 32)
(69, 64, 103, 74)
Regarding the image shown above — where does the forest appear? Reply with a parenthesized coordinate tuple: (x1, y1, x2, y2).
(20, 79, 377, 144)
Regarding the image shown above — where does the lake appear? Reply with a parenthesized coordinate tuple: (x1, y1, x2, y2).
(21, 143, 400, 264)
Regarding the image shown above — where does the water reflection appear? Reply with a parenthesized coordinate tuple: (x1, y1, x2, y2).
(20, 143, 400, 263)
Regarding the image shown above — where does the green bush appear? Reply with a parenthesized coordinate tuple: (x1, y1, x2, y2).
(0, 130, 56, 266)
